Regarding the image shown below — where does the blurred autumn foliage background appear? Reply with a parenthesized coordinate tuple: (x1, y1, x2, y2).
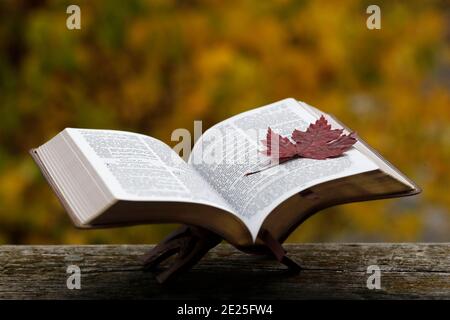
(0, 0, 449, 244)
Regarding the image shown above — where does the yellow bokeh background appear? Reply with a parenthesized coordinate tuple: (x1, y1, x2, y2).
(0, 0, 448, 244)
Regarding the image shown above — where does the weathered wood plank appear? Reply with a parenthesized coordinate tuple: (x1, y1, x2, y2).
(0, 244, 448, 299)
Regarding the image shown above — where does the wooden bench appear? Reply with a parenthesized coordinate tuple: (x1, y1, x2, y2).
(0, 243, 448, 299)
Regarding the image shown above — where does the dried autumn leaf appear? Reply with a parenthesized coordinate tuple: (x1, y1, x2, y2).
(261, 127, 297, 160)
(292, 115, 343, 147)
(249, 115, 357, 175)
(293, 115, 357, 160)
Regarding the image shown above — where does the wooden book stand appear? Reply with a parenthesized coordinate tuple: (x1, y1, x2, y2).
(143, 225, 301, 283)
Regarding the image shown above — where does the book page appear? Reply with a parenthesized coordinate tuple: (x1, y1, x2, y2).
(298, 101, 416, 190)
(65, 129, 232, 212)
(188, 98, 379, 240)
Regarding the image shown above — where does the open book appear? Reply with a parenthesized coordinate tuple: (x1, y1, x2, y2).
(31, 98, 420, 248)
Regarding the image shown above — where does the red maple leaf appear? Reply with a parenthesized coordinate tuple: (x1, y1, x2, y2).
(247, 115, 357, 175)
(292, 115, 357, 160)
(261, 127, 297, 160)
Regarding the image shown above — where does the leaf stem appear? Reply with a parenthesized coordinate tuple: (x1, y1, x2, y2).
(244, 157, 294, 176)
